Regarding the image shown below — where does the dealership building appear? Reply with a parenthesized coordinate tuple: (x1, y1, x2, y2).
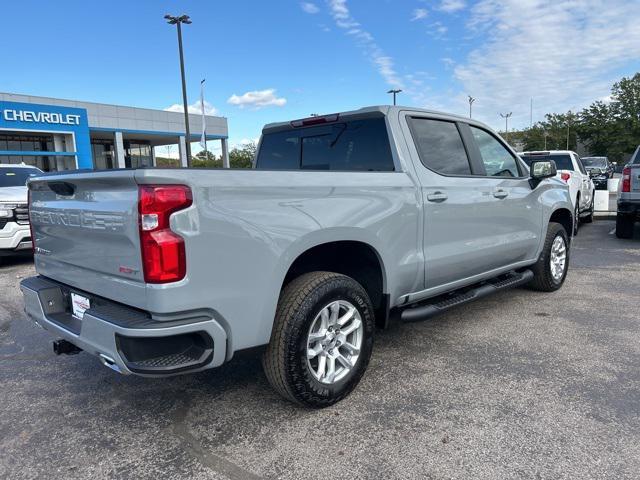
(0, 92, 229, 171)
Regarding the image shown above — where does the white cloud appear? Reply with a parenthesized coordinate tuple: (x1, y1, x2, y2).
(165, 99, 218, 115)
(327, 0, 404, 89)
(227, 89, 287, 109)
(300, 2, 319, 14)
(438, 0, 466, 13)
(452, 0, 640, 129)
(411, 8, 428, 21)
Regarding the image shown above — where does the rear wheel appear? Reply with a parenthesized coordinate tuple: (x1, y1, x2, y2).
(615, 214, 634, 239)
(582, 196, 594, 224)
(262, 272, 375, 408)
(529, 222, 569, 292)
(573, 196, 580, 235)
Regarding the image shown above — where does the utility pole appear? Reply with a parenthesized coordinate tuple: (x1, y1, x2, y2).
(468, 96, 476, 118)
(387, 89, 402, 106)
(530, 98, 533, 128)
(566, 122, 570, 150)
(500, 112, 513, 142)
(543, 130, 548, 150)
(165, 14, 193, 167)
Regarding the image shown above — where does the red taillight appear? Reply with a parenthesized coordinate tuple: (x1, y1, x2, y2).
(560, 172, 571, 183)
(138, 185, 192, 283)
(621, 167, 631, 192)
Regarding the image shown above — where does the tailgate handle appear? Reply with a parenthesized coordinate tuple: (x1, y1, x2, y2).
(47, 181, 76, 196)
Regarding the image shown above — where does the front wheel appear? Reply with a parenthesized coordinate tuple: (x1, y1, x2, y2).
(262, 271, 375, 408)
(529, 222, 570, 292)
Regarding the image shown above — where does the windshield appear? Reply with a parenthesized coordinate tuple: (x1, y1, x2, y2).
(0, 167, 42, 187)
(520, 154, 573, 171)
(581, 157, 607, 167)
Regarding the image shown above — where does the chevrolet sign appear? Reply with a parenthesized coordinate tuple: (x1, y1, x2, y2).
(2, 109, 81, 126)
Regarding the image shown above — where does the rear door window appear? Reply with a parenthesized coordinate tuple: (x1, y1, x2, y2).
(469, 126, 521, 177)
(408, 118, 471, 175)
(255, 117, 394, 171)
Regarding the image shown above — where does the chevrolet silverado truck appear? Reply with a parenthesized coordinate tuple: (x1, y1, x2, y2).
(616, 145, 640, 238)
(0, 164, 41, 257)
(21, 106, 574, 407)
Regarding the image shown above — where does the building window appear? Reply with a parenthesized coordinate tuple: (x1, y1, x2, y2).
(125, 140, 152, 168)
(0, 133, 54, 153)
(0, 155, 75, 172)
(91, 140, 115, 170)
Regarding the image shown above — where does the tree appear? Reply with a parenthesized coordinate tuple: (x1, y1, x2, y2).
(229, 142, 256, 169)
(521, 112, 578, 151)
(578, 72, 640, 161)
(192, 150, 222, 168)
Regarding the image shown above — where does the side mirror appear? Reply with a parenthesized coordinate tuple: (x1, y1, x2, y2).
(529, 160, 557, 188)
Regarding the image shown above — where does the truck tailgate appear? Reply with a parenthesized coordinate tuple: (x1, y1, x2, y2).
(29, 170, 145, 304)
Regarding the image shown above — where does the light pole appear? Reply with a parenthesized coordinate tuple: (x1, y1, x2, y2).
(165, 14, 193, 167)
(468, 95, 476, 118)
(500, 112, 513, 142)
(387, 89, 402, 106)
(566, 122, 570, 150)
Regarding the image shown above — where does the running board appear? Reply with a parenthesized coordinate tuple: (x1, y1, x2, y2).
(400, 269, 534, 322)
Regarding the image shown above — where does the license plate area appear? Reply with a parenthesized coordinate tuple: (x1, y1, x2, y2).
(71, 292, 91, 320)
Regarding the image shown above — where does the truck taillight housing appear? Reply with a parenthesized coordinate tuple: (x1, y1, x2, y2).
(138, 185, 192, 284)
(560, 172, 571, 183)
(621, 167, 631, 192)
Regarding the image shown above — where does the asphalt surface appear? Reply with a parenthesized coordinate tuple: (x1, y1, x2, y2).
(1, 220, 639, 479)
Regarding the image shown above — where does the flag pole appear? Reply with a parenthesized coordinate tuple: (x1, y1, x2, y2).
(200, 78, 208, 163)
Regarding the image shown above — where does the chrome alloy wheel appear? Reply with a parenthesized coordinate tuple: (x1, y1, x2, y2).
(306, 300, 364, 384)
(550, 235, 567, 281)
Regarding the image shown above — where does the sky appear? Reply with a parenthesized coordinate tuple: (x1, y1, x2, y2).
(2, 0, 640, 156)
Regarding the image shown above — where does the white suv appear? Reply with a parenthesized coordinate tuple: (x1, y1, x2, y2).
(521, 150, 595, 233)
(0, 164, 42, 257)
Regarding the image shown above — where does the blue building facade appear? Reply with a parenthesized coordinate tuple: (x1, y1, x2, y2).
(0, 93, 229, 171)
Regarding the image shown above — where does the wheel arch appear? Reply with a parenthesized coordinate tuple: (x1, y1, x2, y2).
(549, 207, 574, 240)
(282, 240, 389, 328)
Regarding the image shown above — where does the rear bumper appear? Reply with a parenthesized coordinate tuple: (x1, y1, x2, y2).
(0, 222, 31, 254)
(617, 200, 640, 217)
(20, 276, 227, 376)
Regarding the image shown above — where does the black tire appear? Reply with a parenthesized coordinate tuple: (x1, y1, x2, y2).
(529, 222, 570, 292)
(615, 214, 634, 239)
(262, 271, 375, 408)
(573, 196, 580, 235)
(582, 196, 594, 224)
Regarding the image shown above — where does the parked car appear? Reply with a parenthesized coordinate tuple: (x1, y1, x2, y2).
(21, 106, 574, 407)
(520, 150, 595, 232)
(616, 146, 640, 238)
(0, 164, 41, 257)
(582, 156, 614, 190)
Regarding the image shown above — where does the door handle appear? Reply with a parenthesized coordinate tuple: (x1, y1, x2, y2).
(493, 189, 509, 199)
(427, 191, 448, 203)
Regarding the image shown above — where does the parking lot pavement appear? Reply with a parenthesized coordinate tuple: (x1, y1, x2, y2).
(1, 220, 639, 480)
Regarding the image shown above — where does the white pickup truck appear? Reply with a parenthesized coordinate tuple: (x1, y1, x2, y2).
(21, 106, 574, 407)
(520, 150, 595, 233)
(0, 164, 41, 257)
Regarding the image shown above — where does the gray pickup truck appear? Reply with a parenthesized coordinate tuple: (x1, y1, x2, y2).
(21, 106, 573, 407)
(616, 146, 640, 238)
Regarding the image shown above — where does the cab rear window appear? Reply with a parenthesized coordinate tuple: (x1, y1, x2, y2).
(521, 154, 573, 171)
(256, 118, 395, 171)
